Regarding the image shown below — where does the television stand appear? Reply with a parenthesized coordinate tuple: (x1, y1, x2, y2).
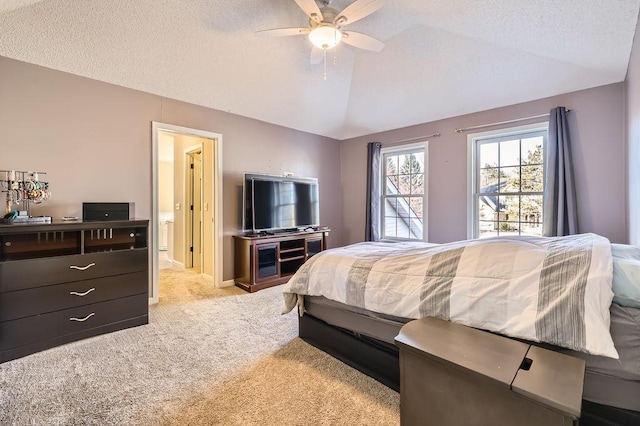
(233, 228, 330, 292)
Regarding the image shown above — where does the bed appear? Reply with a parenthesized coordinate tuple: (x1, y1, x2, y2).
(282, 234, 640, 426)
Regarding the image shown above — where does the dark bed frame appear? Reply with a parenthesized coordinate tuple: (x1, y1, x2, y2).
(299, 313, 640, 426)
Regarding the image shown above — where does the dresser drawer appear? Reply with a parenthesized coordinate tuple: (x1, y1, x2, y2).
(0, 248, 148, 292)
(0, 271, 148, 322)
(0, 293, 148, 351)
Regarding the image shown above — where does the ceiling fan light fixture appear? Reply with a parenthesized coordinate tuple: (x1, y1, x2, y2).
(309, 25, 342, 49)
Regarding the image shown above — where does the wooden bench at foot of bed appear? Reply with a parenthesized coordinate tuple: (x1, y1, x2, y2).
(395, 317, 584, 426)
(298, 313, 640, 426)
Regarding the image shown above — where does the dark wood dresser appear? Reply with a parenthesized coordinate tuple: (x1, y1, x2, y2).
(0, 219, 149, 363)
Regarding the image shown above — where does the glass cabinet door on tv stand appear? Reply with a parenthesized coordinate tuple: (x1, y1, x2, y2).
(256, 243, 279, 281)
(306, 238, 323, 259)
(233, 228, 329, 293)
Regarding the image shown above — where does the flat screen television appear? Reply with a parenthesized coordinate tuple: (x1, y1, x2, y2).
(243, 173, 320, 233)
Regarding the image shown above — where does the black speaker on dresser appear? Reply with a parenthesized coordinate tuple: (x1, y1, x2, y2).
(83, 202, 135, 221)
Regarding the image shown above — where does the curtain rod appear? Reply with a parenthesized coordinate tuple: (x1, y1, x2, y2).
(386, 133, 440, 145)
(454, 110, 572, 134)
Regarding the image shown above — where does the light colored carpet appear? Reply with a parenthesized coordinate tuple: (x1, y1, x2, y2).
(0, 267, 400, 425)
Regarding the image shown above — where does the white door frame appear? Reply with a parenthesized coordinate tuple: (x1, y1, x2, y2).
(151, 122, 223, 304)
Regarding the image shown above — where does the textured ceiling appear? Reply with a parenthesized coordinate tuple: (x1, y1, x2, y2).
(0, 0, 638, 140)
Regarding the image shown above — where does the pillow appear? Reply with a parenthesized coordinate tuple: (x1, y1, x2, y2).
(611, 243, 640, 309)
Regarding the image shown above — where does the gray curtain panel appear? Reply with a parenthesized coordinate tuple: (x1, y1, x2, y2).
(365, 142, 382, 241)
(543, 107, 578, 236)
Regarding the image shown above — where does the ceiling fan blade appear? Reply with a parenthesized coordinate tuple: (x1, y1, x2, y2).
(336, 0, 389, 26)
(341, 31, 385, 51)
(310, 47, 324, 64)
(294, 0, 323, 23)
(255, 27, 311, 37)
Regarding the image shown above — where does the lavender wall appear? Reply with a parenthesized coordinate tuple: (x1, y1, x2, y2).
(341, 83, 626, 245)
(626, 24, 640, 245)
(0, 54, 629, 281)
(0, 56, 343, 282)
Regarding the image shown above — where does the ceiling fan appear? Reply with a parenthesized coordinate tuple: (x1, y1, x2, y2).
(257, 0, 388, 65)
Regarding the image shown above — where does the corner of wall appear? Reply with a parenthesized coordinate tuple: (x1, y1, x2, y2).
(625, 12, 640, 245)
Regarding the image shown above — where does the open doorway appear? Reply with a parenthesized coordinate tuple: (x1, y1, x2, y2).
(151, 122, 223, 304)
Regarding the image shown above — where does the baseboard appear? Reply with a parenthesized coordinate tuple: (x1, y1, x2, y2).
(221, 279, 235, 288)
(205, 274, 231, 288)
(172, 261, 185, 268)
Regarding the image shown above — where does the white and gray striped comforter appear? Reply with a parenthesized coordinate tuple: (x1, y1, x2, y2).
(283, 233, 619, 358)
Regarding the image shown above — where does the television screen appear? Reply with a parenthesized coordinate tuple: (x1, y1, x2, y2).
(243, 174, 319, 232)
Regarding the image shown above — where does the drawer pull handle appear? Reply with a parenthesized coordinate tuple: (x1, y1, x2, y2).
(69, 288, 96, 297)
(69, 263, 96, 271)
(69, 313, 95, 322)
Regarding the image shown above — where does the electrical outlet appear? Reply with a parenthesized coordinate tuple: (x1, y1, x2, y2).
(175, 203, 181, 210)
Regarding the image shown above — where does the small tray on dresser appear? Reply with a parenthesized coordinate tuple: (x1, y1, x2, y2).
(0, 216, 52, 224)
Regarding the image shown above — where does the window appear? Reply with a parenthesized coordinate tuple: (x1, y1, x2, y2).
(469, 124, 547, 239)
(381, 144, 427, 240)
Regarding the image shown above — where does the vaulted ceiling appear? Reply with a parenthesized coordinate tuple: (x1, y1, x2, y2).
(1, 0, 638, 140)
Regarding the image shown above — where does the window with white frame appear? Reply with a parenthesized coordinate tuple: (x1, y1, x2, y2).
(469, 124, 547, 239)
(381, 144, 427, 240)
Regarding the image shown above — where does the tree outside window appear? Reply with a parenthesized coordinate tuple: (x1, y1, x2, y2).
(382, 148, 425, 240)
(475, 131, 546, 238)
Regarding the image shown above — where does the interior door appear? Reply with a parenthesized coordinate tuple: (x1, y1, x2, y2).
(192, 150, 203, 270)
(186, 148, 203, 270)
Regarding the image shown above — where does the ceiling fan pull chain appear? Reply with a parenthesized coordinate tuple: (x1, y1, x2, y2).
(323, 48, 327, 81)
